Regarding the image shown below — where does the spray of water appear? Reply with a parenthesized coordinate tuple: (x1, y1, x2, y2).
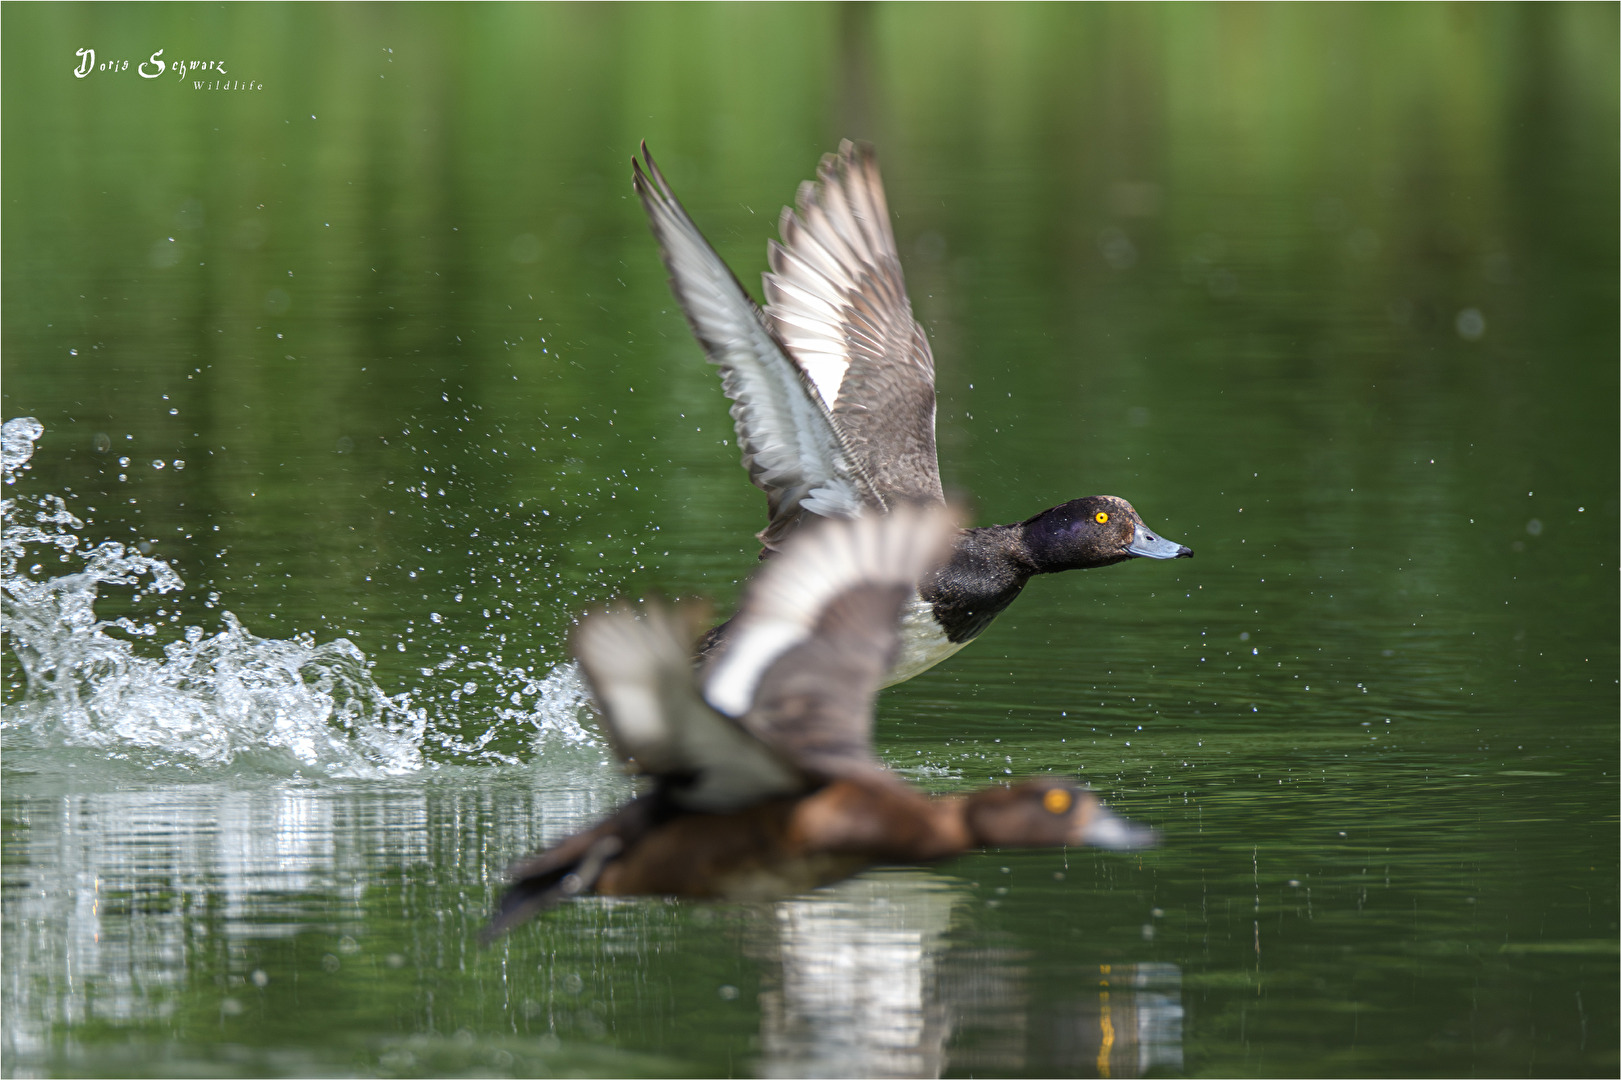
(1, 418, 599, 776)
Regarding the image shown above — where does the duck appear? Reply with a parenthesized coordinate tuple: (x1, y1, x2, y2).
(632, 140, 1192, 686)
(483, 506, 1155, 940)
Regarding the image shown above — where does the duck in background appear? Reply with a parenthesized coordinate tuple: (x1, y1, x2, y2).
(483, 506, 1154, 939)
(632, 141, 1192, 686)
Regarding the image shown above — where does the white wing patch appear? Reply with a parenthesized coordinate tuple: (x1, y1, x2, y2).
(703, 505, 956, 717)
(760, 142, 944, 511)
(575, 601, 802, 812)
(765, 248, 858, 412)
(800, 481, 867, 520)
(762, 142, 922, 419)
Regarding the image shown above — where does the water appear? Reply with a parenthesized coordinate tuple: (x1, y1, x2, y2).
(3, 6, 1617, 1076)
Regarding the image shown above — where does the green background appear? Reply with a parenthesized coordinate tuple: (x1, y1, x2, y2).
(3, 4, 1616, 1076)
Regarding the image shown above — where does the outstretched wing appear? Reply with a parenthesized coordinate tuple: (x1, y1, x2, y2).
(764, 141, 944, 508)
(633, 144, 882, 551)
(702, 504, 957, 779)
(574, 599, 803, 812)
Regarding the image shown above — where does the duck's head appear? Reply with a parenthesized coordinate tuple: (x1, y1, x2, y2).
(964, 778, 1157, 850)
(1023, 496, 1192, 573)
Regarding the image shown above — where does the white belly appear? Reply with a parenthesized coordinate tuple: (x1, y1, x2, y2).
(881, 594, 969, 687)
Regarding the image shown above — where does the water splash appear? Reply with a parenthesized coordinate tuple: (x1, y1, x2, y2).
(1, 418, 599, 776)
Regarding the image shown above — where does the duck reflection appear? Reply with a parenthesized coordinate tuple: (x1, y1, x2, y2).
(747, 869, 1183, 1078)
(1034, 962, 1185, 1079)
(1, 771, 610, 1060)
(751, 870, 958, 1078)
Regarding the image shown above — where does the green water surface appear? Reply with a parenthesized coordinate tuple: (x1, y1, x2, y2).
(3, 5, 1617, 1077)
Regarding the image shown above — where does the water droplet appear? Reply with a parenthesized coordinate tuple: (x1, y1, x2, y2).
(1455, 308, 1486, 341)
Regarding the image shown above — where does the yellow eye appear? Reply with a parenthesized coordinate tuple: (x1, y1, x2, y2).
(1042, 788, 1073, 814)
(1094, 511, 1109, 524)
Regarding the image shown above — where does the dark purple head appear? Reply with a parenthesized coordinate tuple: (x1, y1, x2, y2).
(1022, 496, 1192, 574)
(964, 778, 1157, 850)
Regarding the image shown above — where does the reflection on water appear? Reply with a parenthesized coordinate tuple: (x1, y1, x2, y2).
(750, 871, 1182, 1078)
(0, 766, 625, 1074)
(754, 873, 960, 1078)
(3, 773, 1181, 1079)
(1075, 964, 1184, 1079)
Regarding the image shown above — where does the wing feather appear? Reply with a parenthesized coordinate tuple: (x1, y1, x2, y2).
(574, 600, 803, 812)
(702, 506, 957, 777)
(633, 144, 883, 550)
(764, 141, 945, 508)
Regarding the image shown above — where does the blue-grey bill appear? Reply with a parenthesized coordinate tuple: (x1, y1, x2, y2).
(1080, 804, 1159, 850)
(1128, 522, 1193, 559)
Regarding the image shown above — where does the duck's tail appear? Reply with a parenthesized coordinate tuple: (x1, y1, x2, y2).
(480, 795, 662, 943)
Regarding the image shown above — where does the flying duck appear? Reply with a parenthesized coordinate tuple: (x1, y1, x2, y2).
(483, 507, 1154, 939)
(632, 141, 1192, 686)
